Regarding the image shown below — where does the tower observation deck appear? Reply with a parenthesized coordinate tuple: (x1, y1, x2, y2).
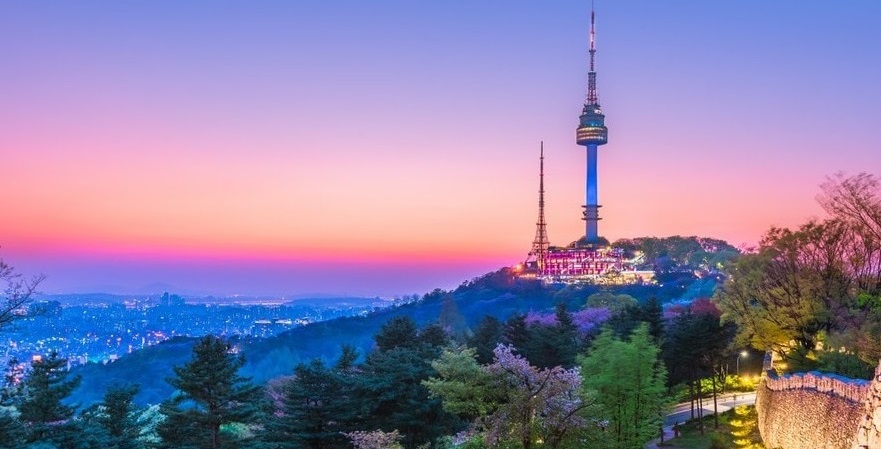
(575, 8, 608, 244)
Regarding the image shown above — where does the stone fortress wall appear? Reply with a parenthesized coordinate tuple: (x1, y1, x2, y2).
(755, 352, 881, 449)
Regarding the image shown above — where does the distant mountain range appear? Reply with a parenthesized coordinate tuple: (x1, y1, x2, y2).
(36, 292, 387, 307)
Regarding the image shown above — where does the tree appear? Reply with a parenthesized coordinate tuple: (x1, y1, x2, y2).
(819, 172, 881, 243)
(423, 347, 501, 421)
(0, 256, 45, 333)
(358, 317, 458, 448)
(662, 303, 735, 431)
(18, 352, 81, 446)
(0, 405, 25, 449)
(467, 316, 503, 364)
(438, 294, 470, 340)
(486, 345, 594, 449)
(580, 325, 667, 449)
(525, 303, 578, 369)
(818, 173, 881, 362)
(502, 314, 530, 358)
(157, 335, 262, 449)
(584, 293, 636, 312)
(374, 316, 419, 352)
(716, 174, 881, 365)
(0, 358, 26, 449)
(97, 384, 143, 449)
(335, 344, 358, 371)
(715, 221, 852, 355)
(426, 345, 597, 449)
(604, 297, 664, 343)
(267, 358, 359, 449)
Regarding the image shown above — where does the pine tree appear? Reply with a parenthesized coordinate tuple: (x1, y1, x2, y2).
(334, 345, 358, 371)
(438, 294, 470, 340)
(360, 319, 460, 448)
(374, 317, 419, 352)
(267, 359, 358, 449)
(467, 316, 503, 364)
(157, 336, 262, 449)
(502, 313, 530, 358)
(0, 358, 26, 449)
(527, 303, 579, 368)
(18, 352, 81, 445)
(89, 384, 143, 449)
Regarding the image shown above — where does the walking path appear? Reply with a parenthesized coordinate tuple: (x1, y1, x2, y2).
(644, 391, 756, 449)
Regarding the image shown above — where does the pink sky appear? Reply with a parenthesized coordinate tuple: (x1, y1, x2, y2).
(2, 1, 879, 296)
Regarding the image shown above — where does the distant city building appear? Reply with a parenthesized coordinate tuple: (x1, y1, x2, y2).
(520, 7, 654, 285)
(160, 292, 186, 307)
(250, 318, 298, 338)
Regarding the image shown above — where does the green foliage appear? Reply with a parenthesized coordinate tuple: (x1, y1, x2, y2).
(100, 385, 141, 447)
(666, 405, 764, 449)
(0, 404, 26, 449)
(267, 358, 359, 449)
(361, 318, 460, 448)
(438, 294, 471, 340)
(604, 296, 664, 342)
(335, 344, 358, 371)
(70, 336, 197, 406)
(525, 303, 579, 368)
(466, 316, 503, 364)
(817, 351, 874, 379)
(72, 266, 721, 406)
(784, 347, 874, 379)
(77, 384, 145, 449)
(427, 344, 595, 449)
(423, 347, 500, 420)
(714, 223, 850, 354)
(584, 292, 636, 311)
(18, 352, 81, 446)
(157, 335, 263, 449)
(663, 310, 735, 387)
(709, 433, 727, 449)
(502, 313, 530, 357)
(580, 325, 668, 449)
(613, 236, 740, 273)
(374, 316, 420, 352)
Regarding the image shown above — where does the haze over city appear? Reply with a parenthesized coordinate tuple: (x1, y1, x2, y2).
(2, 1, 879, 296)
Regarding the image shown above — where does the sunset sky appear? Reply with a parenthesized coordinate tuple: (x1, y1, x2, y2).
(2, 1, 879, 296)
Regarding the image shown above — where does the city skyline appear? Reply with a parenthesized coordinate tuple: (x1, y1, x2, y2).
(2, 1, 879, 296)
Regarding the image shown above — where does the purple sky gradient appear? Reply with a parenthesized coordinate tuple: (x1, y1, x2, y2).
(1, 1, 879, 296)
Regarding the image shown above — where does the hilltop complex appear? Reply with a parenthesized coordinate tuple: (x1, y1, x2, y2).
(519, 8, 653, 285)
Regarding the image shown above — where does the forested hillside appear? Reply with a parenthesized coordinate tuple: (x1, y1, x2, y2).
(68, 235, 736, 407)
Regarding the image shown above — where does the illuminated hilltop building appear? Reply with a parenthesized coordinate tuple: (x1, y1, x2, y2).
(520, 7, 653, 285)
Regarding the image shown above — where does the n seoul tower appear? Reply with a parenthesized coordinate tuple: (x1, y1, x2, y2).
(575, 6, 609, 244)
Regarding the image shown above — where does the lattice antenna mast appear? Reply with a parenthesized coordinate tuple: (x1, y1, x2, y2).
(586, 5, 599, 105)
(529, 141, 550, 273)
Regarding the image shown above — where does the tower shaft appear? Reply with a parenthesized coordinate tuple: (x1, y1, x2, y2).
(583, 144, 600, 241)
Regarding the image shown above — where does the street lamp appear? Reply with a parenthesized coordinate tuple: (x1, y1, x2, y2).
(736, 350, 749, 376)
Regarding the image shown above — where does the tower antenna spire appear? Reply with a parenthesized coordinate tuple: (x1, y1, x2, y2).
(527, 141, 550, 274)
(586, 2, 599, 105)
